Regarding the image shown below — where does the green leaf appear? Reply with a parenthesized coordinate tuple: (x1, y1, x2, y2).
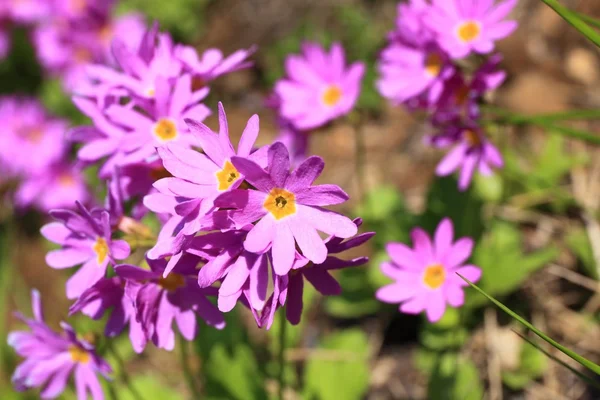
(468, 221, 558, 307)
(460, 275, 600, 375)
(427, 354, 484, 400)
(303, 330, 369, 400)
(541, 0, 600, 48)
(565, 228, 598, 279)
(195, 309, 268, 400)
(119, 376, 184, 400)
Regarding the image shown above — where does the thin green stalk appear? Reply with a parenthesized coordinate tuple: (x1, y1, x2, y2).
(486, 107, 600, 145)
(459, 274, 600, 375)
(485, 106, 600, 124)
(513, 331, 600, 389)
(541, 0, 600, 48)
(573, 11, 600, 30)
(277, 309, 287, 400)
(106, 340, 143, 400)
(179, 334, 201, 398)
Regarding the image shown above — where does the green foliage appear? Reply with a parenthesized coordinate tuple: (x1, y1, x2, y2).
(0, 29, 43, 95)
(468, 220, 558, 307)
(116, 0, 211, 43)
(565, 227, 598, 279)
(502, 339, 548, 390)
(427, 354, 484, 400)
(195, 309, 268, 400)
(303, 329, 369, 400)
(541, 0, 600, 48)
(419, 177, 485, 239)
(119, 376, 184, 400)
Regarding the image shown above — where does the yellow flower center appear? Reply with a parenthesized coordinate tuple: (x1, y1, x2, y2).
(424, 53, 443, 77)
(68, 345, 90, 364)
(264, 188, 296, 220)
(153, 119, 178, 142)
(74, 48, 92, 63)
(322, 85, 343, 107)
(215, 161, 241, 191)
(58, 173, 76, 187)
(423, 264, 446, 289)
(463, 129, 481, 147)
(158, 273, 186, 292)
(145, 88, 156, 97)
(93, 237, 109, 264)
(457, 21, 482, 43)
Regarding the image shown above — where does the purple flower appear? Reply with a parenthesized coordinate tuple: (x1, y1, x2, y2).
(215, 142, 358, 276)
(69, 277, 146, 353)
(376, 218, 481, 322)
(425, 0, 518, 59)
(84, 27, 183, 99)
(175, 45, 255, 83)
(148, 102, 268, 237)
(377, 43, 453, 106)
(274, 123, 309, 168)
(14, 163, 89, 212)
(0, 25, 10, 59)
(434, 126, 504, 191)
(389, 0, 434, 47)
(8, 290, 111, 399)
(103, 74, 210, 165)
(41, 202, 131, 299)
(3, 0, 50, 24)
(274, 42, 365, 130)
(115, 256, 225, 351)
(283, 218, 374, 325)
(0, 97, 68, 177)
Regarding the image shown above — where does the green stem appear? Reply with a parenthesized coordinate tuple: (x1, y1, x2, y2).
(485, 106, 600, 145)
(277, 309, 287, 400)
(179, 334, 201, 398)
(573, 11, 600, 30)
(106, 340, 143, 400)
(485, 106, 600, 123)
(541, 0, 600, 48)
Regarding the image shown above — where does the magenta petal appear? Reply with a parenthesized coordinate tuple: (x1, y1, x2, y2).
(110, 240, 131, 260)
(295, 184, 349, 206)
(411, 228, 435, 266)
(304, 268, 341, 295)
(376, 282, 418, 304)
(286, 156, 325, 192)
(245, 216, 275, 254)
(230, 157, 275, 192)
(385, 243, 420, 270)
(434, 218, 453, 260)
(249, 254, 268, 311)
(399, 293, 427, 315)
(40, 222, 70, 244)
(289, 218, 327, 264)
(46, 248, 91, 269)
(271, 222, 295, 276)
(195, 295, 226, 329)
(197, 251, 234, 287)
(175, 309, 197, 341)
(297, 205, 358, 238)
(66, 259, 106, 299)
(449, 265, 482, 286)
(425, 291, 446, 322)
(285, 274, 303, 325)
(237, 114, 260, 156)
(267, 142, 291, 187)
(219, 256, 251, 296)
(444, 238, 474, 268)
(444, 284, 464, 307)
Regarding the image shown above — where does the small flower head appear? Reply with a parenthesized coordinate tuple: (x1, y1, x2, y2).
(42, 202, 131, 299)
(434, 125, 504, 191)
(8, 290, 111, 399)
(215, 142, 358, 275)
(376, 218, 481, 322)
(425, 0, 518, 59)
(274, 42, 365, 130)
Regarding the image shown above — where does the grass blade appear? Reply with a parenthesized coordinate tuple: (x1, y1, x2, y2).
(458, 274, 600, 375)
(513, 330, 600, 389)
(541, 0, 600, 48)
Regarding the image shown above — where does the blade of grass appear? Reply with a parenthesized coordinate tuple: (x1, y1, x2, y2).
(484, 106, 600, 123)
(458, 274, 600, 375)
(513, 330, 600, 390)
(573, 11, 600, 30)
(485, 107, 600, 145)
(541, 0, 600, 48)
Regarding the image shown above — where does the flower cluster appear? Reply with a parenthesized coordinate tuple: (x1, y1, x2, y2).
(0, 96, 87, 211)
(9, 290, 111, 399)
(376, 218, 481, 322)
(377, 0, 516, 190)
(270, 42, 365, 166)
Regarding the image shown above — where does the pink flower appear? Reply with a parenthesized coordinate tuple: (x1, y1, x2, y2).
(41, 202, 131, 299)
(376, 218, 481, 322)
(274, 42, 365, 130)
(434, 126, 504, 191)
(215, 142, 358, 276)
(175, 45, 255, 83)
(425, 0, 518, 59)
